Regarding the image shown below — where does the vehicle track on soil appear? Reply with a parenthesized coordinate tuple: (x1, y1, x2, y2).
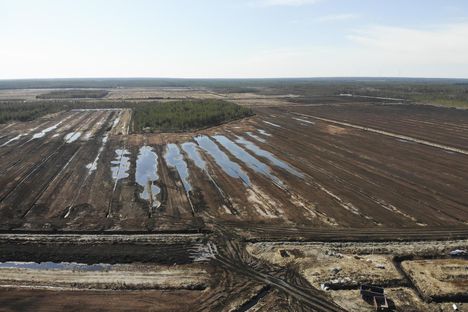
(211, 229, 346, 312)
(214, 255, 345, 311)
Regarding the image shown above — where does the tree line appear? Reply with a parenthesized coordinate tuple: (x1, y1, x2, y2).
(0, 101, 65, 124)
(132, 100, 254, 132)
(36, 89, 109, 99)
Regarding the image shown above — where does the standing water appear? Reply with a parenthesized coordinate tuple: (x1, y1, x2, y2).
(235, 136, 304, 178)
(164, 144, 192, 192)
(0, 261, 112, 271)
(246, 131, 266, 143)
(135, 145, 161, 208)
(194, 135, 251, 186)
(213, 135, 284, 188)
(86, 134, 109, 173)
(181, 142, 206, 170)
(64, 132, 82, 143)
(262, 121, 281, 128)
(257, 129, 271, 137)
(293, 117, 315, 125)
(31, 121, 64, 139)
(111, 149, 131, 186)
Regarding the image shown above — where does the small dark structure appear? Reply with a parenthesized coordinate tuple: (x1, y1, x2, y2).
(360, 285, 390, 311)
(279, 249, 289, 258)
(360, 285, 384, 299)
(373, 295, 390, 311)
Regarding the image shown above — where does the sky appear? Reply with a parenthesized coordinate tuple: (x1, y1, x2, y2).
(1, 0, 468, 79)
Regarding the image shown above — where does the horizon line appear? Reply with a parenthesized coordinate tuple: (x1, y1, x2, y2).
(1, 76, 468, 81)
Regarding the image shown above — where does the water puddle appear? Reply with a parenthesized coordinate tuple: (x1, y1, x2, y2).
(0, 134, 24, 147)
(31, 121, 63, 139)
(195, 135, 251, 186)
(64, 132, 82, 143)
(111, 149, 131, 184)
(257, 129, 271, 137)
(213, 135, 284, 187)
(1, 123, 51, 147)
(136, 145, 161, 208)
(0, 261, 112, 272)
(262, 120, 281, 128)
(82, 132, 93, 141)
(235, 136, 304, 178)
(293, 117, 315, 125)
(181, 142, 206, 170)
(246, 132, 266, 143)
(165, 144, 192, 192)
(112, 113, 121, 129)
(86, 134, 109, 173)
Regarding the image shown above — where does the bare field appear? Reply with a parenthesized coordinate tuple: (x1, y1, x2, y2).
(0, 288, 205, 312)
(2, 100, 468, 231)
(1, 90, 468, 311)
(402, 259, 468, 301)
(247, 240, 468, 311)
(0, 263, 208, 290)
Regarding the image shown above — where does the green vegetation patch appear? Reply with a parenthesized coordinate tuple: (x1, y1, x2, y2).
(0, 101, 65, 124)
(37, 89, 109, 99)
(133, 100, 254, 132)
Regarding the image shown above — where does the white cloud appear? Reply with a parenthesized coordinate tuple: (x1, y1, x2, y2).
(253, 0, 322, 7)
(315, 13, 359, 22)
(347, 23, 468, 66)
(1, 21, 468, 79)
(215, 22, 468, 78)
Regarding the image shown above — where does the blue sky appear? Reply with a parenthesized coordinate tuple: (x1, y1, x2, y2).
(1, 0, 468, 78)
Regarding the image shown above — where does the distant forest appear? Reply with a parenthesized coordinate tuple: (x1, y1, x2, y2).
(0, 99, 254, 127)
(132, 100, 254, 132)
(36, 89, 109, 99)
(0, 100, 126, 124)
(1, 78, 468, 107)
(0, 101, 64, 124)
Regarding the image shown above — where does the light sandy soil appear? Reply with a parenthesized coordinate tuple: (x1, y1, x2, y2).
(231, 97, 295, 107)
(0, 88, 109, 100)
(402, 259, 468, 300)
(247, 241, 468, 310)
(302, 254, 401, 288)
(0, 89, 60, 100)
(109, 109, 132, 135)
(247, 244, 403, 288)
(330, 288, 466, 312)
(0, 264, 208, 290)
(247, 240, 468, 264)
(106, 87, 224, 100)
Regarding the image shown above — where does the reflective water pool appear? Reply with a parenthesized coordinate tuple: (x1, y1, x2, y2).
(111, 149, 131, 183)
(235, 136, 304, 178)
(213, 135, 284, 187)
(181, 142, 206, 170)
(165, 144, 192, 192)
(195, 135, 251, 186)
(0, 261, 112, 271)
(136, 145, 161, 208)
